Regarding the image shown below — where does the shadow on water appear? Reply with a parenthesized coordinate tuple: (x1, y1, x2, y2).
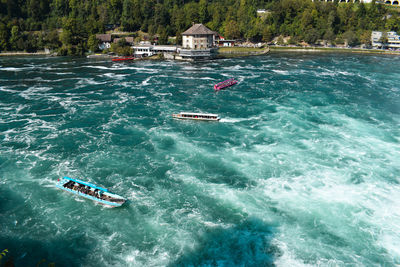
(0, 236, 93, 267)
(168, 217, 279, 267)
(0, 187, 94, 267)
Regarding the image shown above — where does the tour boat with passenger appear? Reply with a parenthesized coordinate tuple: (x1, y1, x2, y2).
(172, 112, 220, 121)
(214, 78, 237, 91)
(56, 177, 126, 207)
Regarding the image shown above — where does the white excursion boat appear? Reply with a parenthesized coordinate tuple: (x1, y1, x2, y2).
(172, 112, 220, 121)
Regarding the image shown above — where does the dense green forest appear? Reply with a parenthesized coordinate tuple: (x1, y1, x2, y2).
(0, 0, 399, 55)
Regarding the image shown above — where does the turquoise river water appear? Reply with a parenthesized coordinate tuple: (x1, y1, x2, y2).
(0, 53, 399, 267)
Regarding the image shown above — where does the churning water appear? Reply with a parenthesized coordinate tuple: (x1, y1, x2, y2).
(0, 53, 399, 266)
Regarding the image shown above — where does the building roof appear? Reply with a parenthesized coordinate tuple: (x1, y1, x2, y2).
(125, 37, 134, 44)
(113, 37, 135, 44)
(182, 24, 216, 36)
(96, 34, 111, 42)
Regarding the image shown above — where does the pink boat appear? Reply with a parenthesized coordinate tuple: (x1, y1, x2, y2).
(214, 78, 237, 91)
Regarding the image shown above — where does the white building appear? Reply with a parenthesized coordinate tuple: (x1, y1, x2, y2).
(371, 31, 400, 49)
(132, 45, 177, 57)
(182, 24, 217, 49)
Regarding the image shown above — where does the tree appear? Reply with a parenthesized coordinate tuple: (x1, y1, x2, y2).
(87, 34, 99, 52)
(176, 31, 182, 46)
(198, 0, 208, 24)
(358, 30, 370, 46)
(224, 20, 240, 39)
(262, 26, 274, 43)
(59, 29, 72, 47)
(111, 38, 132, 55)
(24, 32, 38, 52)
(0, 22, 9, 51)
(303, 28, 319, 44)
(45, 30, 61, 50)
(0, 0, 396, 54)
(277, 36, 284, 45)
(121, 0, 134, 31)
(157, 25, 168, 45)
(378, 31, 388, 45)
(386, 16, 400, 33)
(343, 30, 359, 47)
(323, 28, 335, 44)
(184, 2, 199, 26)
(10, 25, 22, 51)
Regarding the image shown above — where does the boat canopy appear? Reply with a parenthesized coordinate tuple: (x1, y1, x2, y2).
(179, 112, 219, 117)
(215, 78, 236, 87)
(63, 176, 109, 192)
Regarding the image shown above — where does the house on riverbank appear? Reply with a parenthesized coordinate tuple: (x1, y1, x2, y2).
(176, 24, 218, 60)
(131, 24, 219, 60)
(181, 24, 217, 49)
(96, 34, 112, 50)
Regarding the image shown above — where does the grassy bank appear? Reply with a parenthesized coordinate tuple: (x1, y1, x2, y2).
(0, 51, 51, 56)
(217, 46, 269, 58)
(269, 46, 400, 55)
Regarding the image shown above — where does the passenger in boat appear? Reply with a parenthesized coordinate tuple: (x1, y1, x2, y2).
(67, 181, 74, 189)
(78, 184, 85, 193)
(101, 194, 110, 201)
(63, 181, 71, 188)
(73, 183, 79, 191)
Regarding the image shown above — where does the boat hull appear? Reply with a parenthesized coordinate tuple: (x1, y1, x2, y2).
(111, 57, 135, 62)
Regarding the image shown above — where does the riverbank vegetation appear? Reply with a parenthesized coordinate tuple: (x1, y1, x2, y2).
(0, 0, 399, 55)
(268, 45, 400, 54)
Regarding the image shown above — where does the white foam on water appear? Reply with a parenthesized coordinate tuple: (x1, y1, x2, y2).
(118, 66, 160, 73)
(123, 249, 171, 267)
(272, 70, 289, 75)
(219, 117, 259, 123)
(101, 73, 128, 80)
(77, 78, 106, 85)
(0, 86, 18, 93)
(338, 71, 354, 76)
(19, 86, 53, 100)
(55, 72, 74, 75)
(84, 65, 113, 70)
(2, 55, 400, 267)
(1, 67, 24, 71)
(142, 77, 151, 85)
(272, 239, 313, 267)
